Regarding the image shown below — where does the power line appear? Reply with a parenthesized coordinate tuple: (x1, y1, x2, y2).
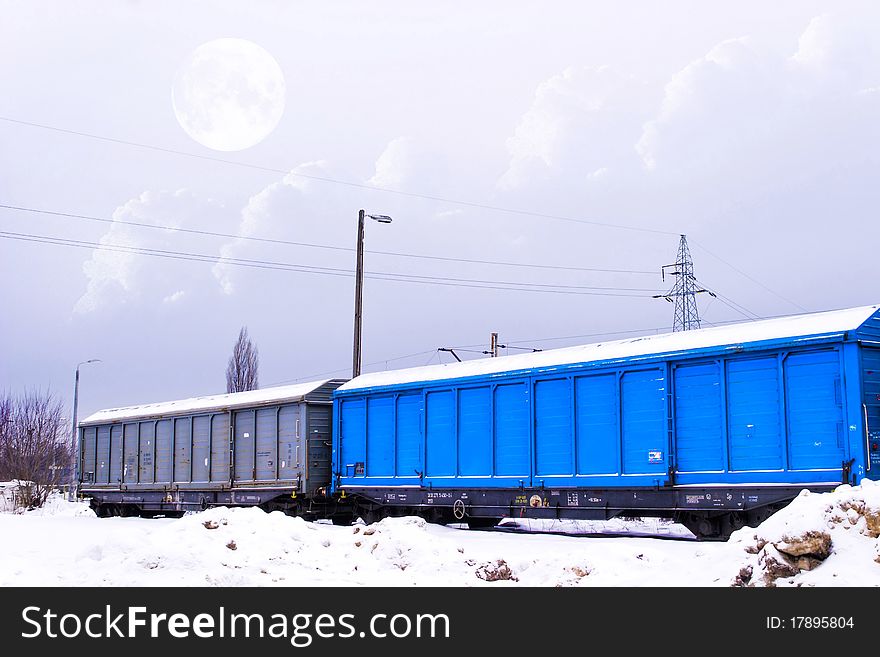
(467, 303, 793, 347)
(471, 326, 668, 347)
(1, 117, 808, 311)
(707, 292, 761, 321)
(694, 279, 762, 320)
(0, 203, 659, 276)
(265, 348, 438, 386)
(0, 115, 678, 236)
(0, 230, 660, 298)
(689, 239, 808, 312)
(273, 304, 821, 385)
(0, 228, 659, 293)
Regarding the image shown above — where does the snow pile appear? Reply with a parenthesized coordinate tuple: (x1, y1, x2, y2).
(2, 484, 879, 587)
(0, 484, 92, 516)
(22, 491, 95, 517)
(730, 479, 880, 587)
(0, 503, 716, 587)
(105, 510, 600, 587)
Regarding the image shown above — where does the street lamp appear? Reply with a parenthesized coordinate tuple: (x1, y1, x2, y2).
(69, 359, 101, 501)
(352, 209, 392, 379)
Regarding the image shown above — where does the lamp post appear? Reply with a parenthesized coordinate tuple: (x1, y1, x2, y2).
(69, 359, 101, 501)
(352, 209, 392, 379)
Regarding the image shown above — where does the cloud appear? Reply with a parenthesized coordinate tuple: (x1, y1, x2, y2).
(75, 229, 141, 314)
(637, 13, 880, 181)
(790, 12, 880, 80)
(635, 37, 784, 173)
(499, 11, 880, 203)
(367, 137, 411, 189)
(211, 160, 333, 295)
(75, 189, 223, 313)
(498, 65, 650, 191)
(366, 135, 468, 201)
(163, 290, 186, 304)
(491, 11, 880, 316)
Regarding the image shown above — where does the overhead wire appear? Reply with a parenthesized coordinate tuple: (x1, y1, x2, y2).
(0, 203, 659, 277)
(0, 118, 793, 325)
(694, 279, 762, 320)
(690, 239, 807, 312)
(265, 303, 815, 387)
(264, 348, 438, 387)
(0, 230, 661, 298)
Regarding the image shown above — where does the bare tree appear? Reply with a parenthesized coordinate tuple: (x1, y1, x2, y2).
(0, 389, 72, 510)
(225, 326, 259, 393)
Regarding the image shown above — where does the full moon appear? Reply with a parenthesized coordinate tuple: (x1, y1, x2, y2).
(172, 38, 286, 152)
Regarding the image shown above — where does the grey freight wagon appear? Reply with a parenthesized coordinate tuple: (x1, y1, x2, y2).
(78, 379, 346, 517)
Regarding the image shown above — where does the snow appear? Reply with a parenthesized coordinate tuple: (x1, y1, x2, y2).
(340, 304, 879, 391)
(728, 479, 880, 586)
(81, 379, 340, 426)
(2, 481, 878, 587)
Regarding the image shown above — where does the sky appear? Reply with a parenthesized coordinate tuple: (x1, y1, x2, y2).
(2, 1, 879, 418)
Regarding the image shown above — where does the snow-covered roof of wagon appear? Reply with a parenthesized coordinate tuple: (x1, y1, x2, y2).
(80, 379, 342, 426)
(339, 304, 880, 393)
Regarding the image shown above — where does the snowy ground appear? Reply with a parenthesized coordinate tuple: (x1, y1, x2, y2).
(1, 481, 878, 587)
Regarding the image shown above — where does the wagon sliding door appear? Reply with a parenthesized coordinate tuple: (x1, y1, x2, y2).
(494, 383, 530, 481)
(784, 350, 845, 471)
(534, 379, 572, 479)
(575, 374, 618, 476)
(255, 408, 278, 481)
(108, 425, 123, 485)
(674, 362, 724, 473)
(621, 369, 667, 476)
(727, 357, 783, 471)
(122, 423, 138, 483)
(210, 414, 230, 483)
(81, 426, 97, 483)
(191, 416, 211, 483)
(95, 425, 111, 484)
(395, 394, 422, 480)
(339, 398, 366, 479)
(233, 410, 256, 482)
(425, 390, 455, 478)
(367, 397, 394, 477)
(277, 405, 301, 482)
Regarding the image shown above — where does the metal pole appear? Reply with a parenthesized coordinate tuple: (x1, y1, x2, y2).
(69, 366, 81, 501)
(352, 209, 366, 379)
(69, 359, 99, 501)
(490, 332, 499, 358)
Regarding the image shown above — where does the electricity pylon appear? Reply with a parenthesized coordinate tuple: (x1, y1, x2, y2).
(653, 234, 715, 331)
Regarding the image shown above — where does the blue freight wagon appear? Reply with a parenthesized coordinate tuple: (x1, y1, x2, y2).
(331, 304, 880, 538)
(79, 379, 347, 517)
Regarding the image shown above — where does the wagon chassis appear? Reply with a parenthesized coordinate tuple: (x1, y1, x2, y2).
(342, 483, 838, 539)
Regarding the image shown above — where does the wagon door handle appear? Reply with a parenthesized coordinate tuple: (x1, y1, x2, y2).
(865, 404, 871, 472)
